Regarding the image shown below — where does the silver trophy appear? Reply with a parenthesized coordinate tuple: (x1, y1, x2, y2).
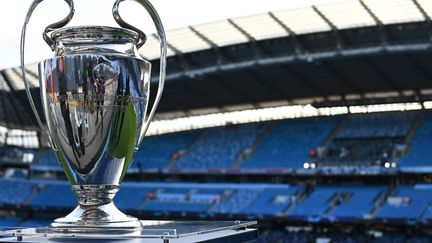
(20, 0, 166, 234)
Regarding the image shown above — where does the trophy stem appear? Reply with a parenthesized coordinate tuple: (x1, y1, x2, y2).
(75, 184, 118, 205)
(50, 185, 142, 234)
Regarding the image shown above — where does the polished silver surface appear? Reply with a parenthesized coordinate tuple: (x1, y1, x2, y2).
(51, 185, 143, 233)
(40, 52, 150, 233)
(20, 0, 167, 234)
(20, 0, 75, 148)
(39, 53, 150, 185)
(112, 0, 167, 137)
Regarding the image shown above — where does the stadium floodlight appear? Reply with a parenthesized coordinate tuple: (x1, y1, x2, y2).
(20, 0, 167, 235)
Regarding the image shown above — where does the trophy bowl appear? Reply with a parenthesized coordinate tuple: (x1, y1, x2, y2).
(20, 0, 167, 234)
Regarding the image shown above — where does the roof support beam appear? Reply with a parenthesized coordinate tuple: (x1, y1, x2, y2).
(185, 27, 254, 104)
(227, 18, 266, 57)
(412, 0, 431, 22)
(150, 34, 223, 111)
(268, 12, 302, 55)
(24, 68, 40, 87)
(189, 26, 231, 64)
(159, 43, 432, 81)
(312, 6, 342, 50)
(227, 19, 254, 42)
(412, 0, 432, 39)
(187, 27, 258, 105)
(151, 33, 192, 71)
(267, 12, 329, 98)
(193, 17, 324, 102)
(227, 19, 293, 100)
(359, 0, 388, 45)
(188, 26, 218, 49)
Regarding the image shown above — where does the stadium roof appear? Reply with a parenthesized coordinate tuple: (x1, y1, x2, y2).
(2, 0, 432, 130)
(138, 0, 432, 60)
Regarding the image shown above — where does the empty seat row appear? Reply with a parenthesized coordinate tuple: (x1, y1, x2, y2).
(1, 179, 432, 222)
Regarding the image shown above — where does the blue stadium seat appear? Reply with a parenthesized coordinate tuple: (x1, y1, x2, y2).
(143, 201, 211, 213)
(30, 150, 62, 172)
(331, 186, 384, 218)
(242, 117, 338, 170)
(399, 113, 432, 171)
(289, 186, 384, 219)
(337, 112, 417, 139)
(134, 131, 198, 171)
(243, 186, 302, 217)
(0, 218, 21, 227)
(377, 185, 432, 219)
(29, 183, 76, 209)
(289, 187, 335, 218)
(211, 189, 262, 214)
(0, 147, 37, 164)
(142, 188, 215, 213)
(173, 124, 263, 169)
(115, 184, 152, 211)
(422, 205, 432, 220)
(0, 179, 34, 205)
(20, 219, 51, 227)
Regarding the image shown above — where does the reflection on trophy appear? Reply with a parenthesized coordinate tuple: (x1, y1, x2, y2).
(20, 0, 166, 234)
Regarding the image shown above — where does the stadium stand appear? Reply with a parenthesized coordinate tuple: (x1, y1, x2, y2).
(172, 124, 263, 170)
(323, 139, 398, 166)
(331, 186, 385, 219)
(422, 205, 432, 220)
(376, 185, 432, 220)
(29, 182, 76, 209)
(336, 112, 417, 139)
(0, 178, 34, 205)
(21, 112, 431, 175)
(241, 117, 338, 170)
(398, 113, 432, 172)
(319, 112, 418, 168)
(243, 186, 302, 217)
(5, 178, 431, 225)
(115, 184, 152, 211)
(289, 186, 385, 220)
(2, 0, 432, 240)
(0, 218, 20, 227)
(30, 150, 61, 172)
(211, 189, 262, 214)
(19, 219, 51, 228)
(134, 131, 198, 171)
(0, 146, 36, 164)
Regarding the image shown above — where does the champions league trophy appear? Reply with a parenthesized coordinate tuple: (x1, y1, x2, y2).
(20, 0, 166, 234)
(12, 0, 257, 240)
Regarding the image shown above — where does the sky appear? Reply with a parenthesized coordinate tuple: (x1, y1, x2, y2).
(0, 0, 342, 69)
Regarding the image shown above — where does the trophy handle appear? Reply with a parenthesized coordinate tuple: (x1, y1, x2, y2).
(20, 0, 75, 150)
(113, 0, 167, 144)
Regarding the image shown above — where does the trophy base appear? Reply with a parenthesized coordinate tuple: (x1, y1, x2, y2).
(50, 184, 141, 234)
(0, 220, 258, 242)
(50, 202, 142, 234)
